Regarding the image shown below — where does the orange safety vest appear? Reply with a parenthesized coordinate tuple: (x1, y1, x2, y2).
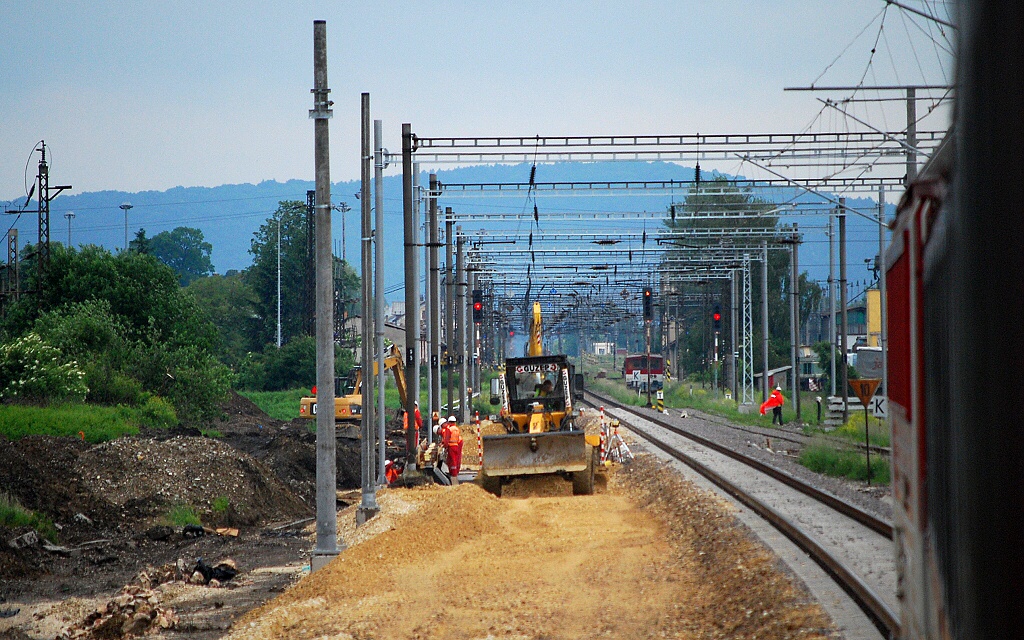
(443, 424, 462, 447)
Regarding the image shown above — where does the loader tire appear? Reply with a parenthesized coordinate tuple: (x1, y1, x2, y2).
(572, 445, 595, 495)
(479, 471, 502, 497)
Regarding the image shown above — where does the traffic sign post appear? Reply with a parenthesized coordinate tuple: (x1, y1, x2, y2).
(849, 378, 882, 485)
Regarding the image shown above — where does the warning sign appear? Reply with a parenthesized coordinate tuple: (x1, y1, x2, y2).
(849, 378, 882, 406)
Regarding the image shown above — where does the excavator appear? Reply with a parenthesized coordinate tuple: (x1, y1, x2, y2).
(298, 343, 408, 425)
(481, 302, 597, 496)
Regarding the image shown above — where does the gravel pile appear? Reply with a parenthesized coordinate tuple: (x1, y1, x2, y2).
(74, 436, 310, 527)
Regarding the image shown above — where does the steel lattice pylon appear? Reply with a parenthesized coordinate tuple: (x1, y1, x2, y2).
(741, 253, 755, 404)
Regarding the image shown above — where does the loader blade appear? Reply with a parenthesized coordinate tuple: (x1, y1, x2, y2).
(482, 431, 587, 476)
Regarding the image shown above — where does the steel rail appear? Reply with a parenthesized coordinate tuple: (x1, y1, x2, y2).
(582, 394, 899, 638)
(587, 390, 893, 538)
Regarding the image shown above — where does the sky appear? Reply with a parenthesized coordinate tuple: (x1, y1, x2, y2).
(1, 1, 955, 199)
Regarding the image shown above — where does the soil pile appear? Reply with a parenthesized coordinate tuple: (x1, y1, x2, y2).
(73, 436, 309, 527)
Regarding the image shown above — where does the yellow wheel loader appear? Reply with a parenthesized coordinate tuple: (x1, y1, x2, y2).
(479, 303, 597, 496)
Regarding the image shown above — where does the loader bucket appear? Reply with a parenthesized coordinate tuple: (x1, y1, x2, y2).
(482, 431, 588, 476)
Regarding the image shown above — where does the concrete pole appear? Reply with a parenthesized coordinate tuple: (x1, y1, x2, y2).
(731, 269, 739, 402)
(790, 225, 801, 423)
(373, 119, 387, 484)
(64, 211, 74, 246)
(445, 214, 455, 416)
(412, 162, 422, 435)
(761, 240, 770, 403)
(878, 185, 888, 406)
(356, 94, 377, 525)
(906, 88, 918, 186)
(401, 123, 420, 466)
(829, 214, 837, 397)
(310, 20, 340, 569)
(467, 267, 477, 402)
(839, 198, 849, 422)
(276, 215, 282, 348)
(419, 165, 432, 440)
(428, 176, 441, 441)
(456, 232, 468, 423)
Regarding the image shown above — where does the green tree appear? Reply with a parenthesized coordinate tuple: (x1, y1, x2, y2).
(148, 227, 214, 286)
(248, 203, 360, 347)
(129, 228, 151, 254)
(248, 201, 313, 347)
(1, 244, 229, 424)
(187, 273, 259, 367)
(661, 178, 781, 376)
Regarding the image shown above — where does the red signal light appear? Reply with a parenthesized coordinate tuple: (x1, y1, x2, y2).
(713, 312, 721, 321)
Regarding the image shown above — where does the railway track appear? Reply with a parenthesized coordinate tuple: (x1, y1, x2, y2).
(583, 390, 899, 639)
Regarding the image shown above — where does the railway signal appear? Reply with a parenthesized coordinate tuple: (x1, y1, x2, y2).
(472, 289, 483, 324)
(713, 304, 722, 331)
(642, 287, 653, 322)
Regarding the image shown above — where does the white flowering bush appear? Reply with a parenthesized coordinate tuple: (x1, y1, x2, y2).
(0, 332, 88, 403)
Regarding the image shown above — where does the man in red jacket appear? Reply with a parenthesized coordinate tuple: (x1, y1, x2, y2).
(760, 386, 786, 425)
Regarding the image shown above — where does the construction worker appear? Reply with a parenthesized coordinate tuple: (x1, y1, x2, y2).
(413, 400, 423, 440)
(442, 416, 464, 482)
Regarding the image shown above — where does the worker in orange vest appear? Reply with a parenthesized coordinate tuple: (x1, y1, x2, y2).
(441, 416, 464, 482)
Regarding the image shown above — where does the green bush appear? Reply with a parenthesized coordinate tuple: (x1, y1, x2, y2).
(136, 394, 178, 428)
(0, 333, 88, 404)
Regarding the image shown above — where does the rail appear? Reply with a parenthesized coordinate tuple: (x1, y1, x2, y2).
(584, 391, 898, 638)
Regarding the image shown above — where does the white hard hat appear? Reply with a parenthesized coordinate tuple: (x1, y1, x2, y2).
(414, 400, 419, 405)
(432, 425, 440, 435)
(447, 416, 457, 423)
(776, 386, 782, 391)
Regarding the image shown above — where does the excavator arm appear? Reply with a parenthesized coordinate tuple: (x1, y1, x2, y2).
(528, 301, 543, 357)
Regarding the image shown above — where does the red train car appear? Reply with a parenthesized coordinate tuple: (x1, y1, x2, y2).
(622, 354, 664, 392)
(886, 134, 952, 640)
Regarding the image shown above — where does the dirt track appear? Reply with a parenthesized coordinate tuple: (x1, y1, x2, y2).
(230, 457, 835, 640)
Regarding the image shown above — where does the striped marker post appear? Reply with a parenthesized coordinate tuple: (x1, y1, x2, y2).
(599, 406, 607, 463)
(475, 412, 483, 468)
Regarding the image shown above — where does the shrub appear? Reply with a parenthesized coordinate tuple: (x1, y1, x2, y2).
(0, 333, 88, 404)
(135, 394, 178, 428)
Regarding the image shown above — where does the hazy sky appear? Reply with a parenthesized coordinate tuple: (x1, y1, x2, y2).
(1, 1, 954, 198)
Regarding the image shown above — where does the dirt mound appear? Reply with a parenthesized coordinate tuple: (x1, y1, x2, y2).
(74, 436, 310, 527)
(0, 436, 106, 526)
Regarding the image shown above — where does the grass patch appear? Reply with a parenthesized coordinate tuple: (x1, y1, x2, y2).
(212, 496, 230, 513)
(201, 429, 224, 438)
(799, 442, 890, 484)
(165, 504, 202, 527)
(0, 401, 177, 443)
(830, 414, 891, 448)
(238, 388, 308, 422)
(0, 492, 58, 542)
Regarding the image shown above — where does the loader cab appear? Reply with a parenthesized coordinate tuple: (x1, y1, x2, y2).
(504, 356, 571, 414)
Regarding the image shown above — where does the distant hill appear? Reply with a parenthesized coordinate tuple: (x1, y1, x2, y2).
(2, 162, 891, 300)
